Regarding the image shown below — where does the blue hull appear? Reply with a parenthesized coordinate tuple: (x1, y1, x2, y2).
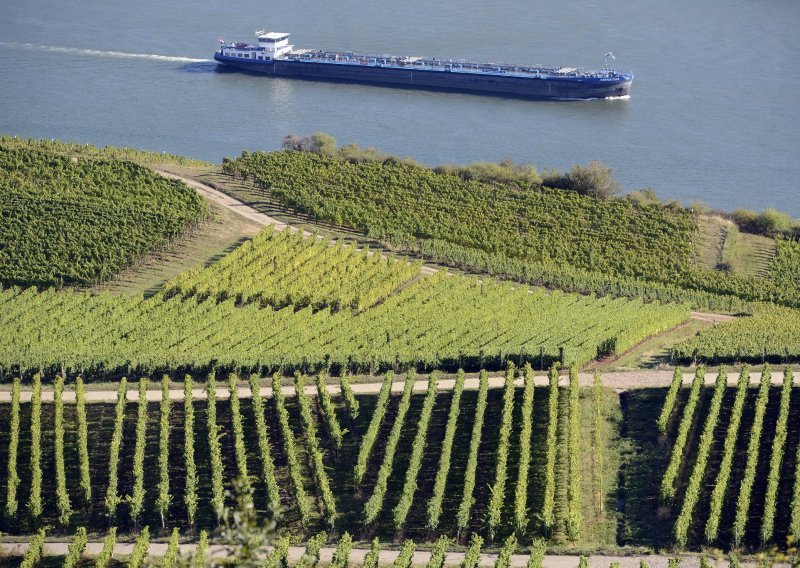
(213, 53, 632, 101)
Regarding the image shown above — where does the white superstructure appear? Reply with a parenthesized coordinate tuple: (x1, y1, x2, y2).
(218, 30, 293, 61)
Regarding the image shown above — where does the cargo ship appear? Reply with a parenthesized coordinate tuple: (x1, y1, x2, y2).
(213, 31, 633, 101)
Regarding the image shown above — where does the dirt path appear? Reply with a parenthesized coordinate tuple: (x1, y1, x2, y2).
(0, 541, 778, 568)
(1, 370, 794, 404)
(690, 311, 736, 323)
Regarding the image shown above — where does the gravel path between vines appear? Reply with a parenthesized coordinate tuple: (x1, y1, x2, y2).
(1, 370, 795, 403)
(0, 542, 782, 567)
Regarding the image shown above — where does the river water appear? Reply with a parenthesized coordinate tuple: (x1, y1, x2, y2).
(1, 0, 798, 215)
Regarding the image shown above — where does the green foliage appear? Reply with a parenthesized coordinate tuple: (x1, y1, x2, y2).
(0, 267, 689, 374)
(660, 367, 705, 501)
(331, 532, 353, 568)
(295, 374, 338, 526)
(527, 540, 546, 568)
(247, 373, 281, 512)
(64, 526, 87, 568)
(104, 377, 127, 518)
(129, 526, 150, 568)
(394, 372, 438, 528)
(193, 530, 208, 568)
(793, 385, 800, 540)
(674, 303, 800, 364)
(184, 375, 198, 526)
(297, 532, 328, 568)
(28, 372, 42, 518)
(272, 373, 311, 525)
(340, 374, 359, 420)
(165, 226, 421, 312)
(673, 367, 726, 546)
(4, 377, 20, 518)
(228, 374, 252, 494)
(426, 535, 451, 568)
(657, 367, 683, 435)
(130, 376, 149, 522)
(760, 368, 793, 541)
(364, 370, 415, 525)
(75, 376, 91, 504)
(705, 367, 750, 543)
(207, 372, 225, 520)
(542, 365, 560, 531)
(578, 557, 588, 568)
(157, 375, 173, 528)
(457, 370, 489, 532)
(566, 365, 583, 541)
(700, 557, 711, 568)
(54, 373, 72, 524)
(162, 528, 181, 568)
(733, 208, 792, 237)
(264, 535, 291, 568)
(668, 558, 681, 568)
(96, 527, 117, 568)
(543, 160, 620, 199)
(231, 150, 696, 282)
(316, 373, 345, 449)
(514, 364, 536, 533)
(20, 529, 45, 568)
(393, 539, 416, 568)
(771, 238, 800, 290)
(592, 372, 606, 517)
(732, 365, 772, 545)
(487, 362, 516, 538)
(427, 369, 465, 530)
(462, 534, 483, 568)
(0, 143, 207, 287)
(362, 538, 381, 568)
(355, 371, 393, 484)
(494, 534, 517, 568)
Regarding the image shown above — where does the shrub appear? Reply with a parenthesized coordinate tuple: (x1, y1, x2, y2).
(543, 160, 620, 199)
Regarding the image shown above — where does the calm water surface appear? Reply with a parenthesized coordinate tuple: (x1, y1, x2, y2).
(1, 0, 798, 214)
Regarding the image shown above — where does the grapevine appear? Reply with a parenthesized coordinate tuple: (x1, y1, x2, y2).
(456, 370, 489, 532)
(487, 362, 516, 539)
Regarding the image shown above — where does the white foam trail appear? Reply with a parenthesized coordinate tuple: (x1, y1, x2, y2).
(0, 42, 210, 63)
(603, 95, 631, 101)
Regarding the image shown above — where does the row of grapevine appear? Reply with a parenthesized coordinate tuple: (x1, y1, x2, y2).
(760, 368, 794, 541)
(487, 363, 517, 539)
(75, 376, 91, 504)
(297, 531, 327, 568)
(227, 374, 252, 494)
(316, 373, 345, 449)
(731, 365, 771, 545)
(514, 364, 535, 533)
(427, 369, 465, 530)
(64, 526, 87, 568)
(28, 373, 43, 519)
(272, 373, 312, 525)
(456, 370, 489, 533)
(462, 534, 484, 568)
(355, 371, 394, 484)
(494, 534, 517, 568)
(657, 368, 683, 435)
(363, 537, 381, 568)
(660, 367, 705, 501)
(248, 373, 281, 511)
(157, 375, 172, 528)
(129, 525, 150, 568)
(673, 368, 727, 546)
(20, 529, 45, 568)
(793, 399, 800, 541)
(96, 527, 117, 568)
(566, 365, 582, 541)
(364, 371, 415, 525)
(427, 535, 450, 568)
(54, 373, 72, 525)
(592, 373, 605, 517)
(340, 374, 360, 420)
(541, 366, 559, 531)
(206, 374, 225, 520)
(184, 375, 198, 526)
(104, 377, 128, 518)
(393, 539, 415, 568)
(393, 372, 439, 528)
(130, 377, 149, 522)
(331, 531, 353, 568)
(5, 377, 20, 517)
(295, 374, 338, 526)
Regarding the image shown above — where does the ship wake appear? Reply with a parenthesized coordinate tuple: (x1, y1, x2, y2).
(0, 42, 210, 63)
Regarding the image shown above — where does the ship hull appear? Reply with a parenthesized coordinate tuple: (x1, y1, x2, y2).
(213, 53, 632, 100)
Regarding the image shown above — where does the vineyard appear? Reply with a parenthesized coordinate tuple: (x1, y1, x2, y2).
(0, 368, 618, 548)
(656, 366, 800, 548)
(673, 304, 800, 364)
(165, 226, 421, 312)
(0, 264, 689, 375)
(0, 145, 207, 287)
